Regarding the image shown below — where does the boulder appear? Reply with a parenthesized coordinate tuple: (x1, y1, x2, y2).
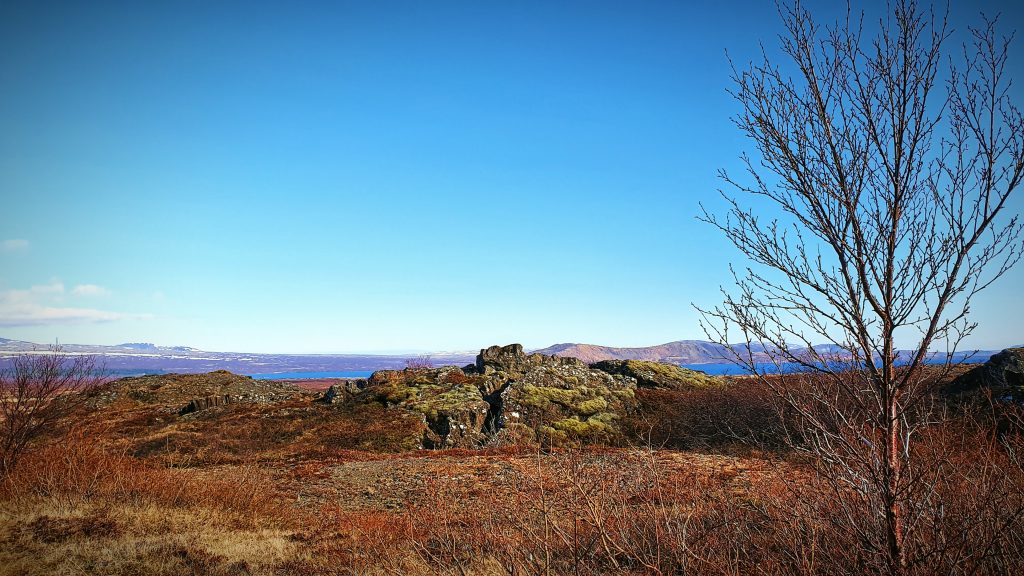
(498, 361, 636, 446)
(351, 344, 638, 449)
(469, 344, 637, 446)
(360, 366, 491, 448)
(319, 379, 365, 404)
(949, 348, 1024, 399)
(322, 385, 340, 404)
(474, 343, 586, 375)
(179, 394, 235, 415)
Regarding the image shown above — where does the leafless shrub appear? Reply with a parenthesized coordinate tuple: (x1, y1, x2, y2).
(0, 428, 290, 523)
(0, 347, 104, 473)
(406, 356, 433, 370)
(699, 0, 1023, 572)
(625, 380, 790, 452)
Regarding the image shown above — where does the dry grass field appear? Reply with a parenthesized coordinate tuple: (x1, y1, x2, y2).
(1, 365, 1022, 575)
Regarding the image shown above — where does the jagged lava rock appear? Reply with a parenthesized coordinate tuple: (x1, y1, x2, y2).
(470, 344, 637, 446)
(590, 359, 722, 390)
(949, 348, 1024, 399)
(319, 380, 366, 404)
(179, 394, 235, 415)
(475, 343, 543, 375)
(360, 366, 491, 448)
(356, 344, 639, 449)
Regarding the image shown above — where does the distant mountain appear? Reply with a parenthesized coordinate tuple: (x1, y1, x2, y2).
(0, 337, 476, 376)
(533, 340, 747, 364)
(119, 342, 158, 350)
(533, 340, 1008, 365)
(1, 336, 1010, 376)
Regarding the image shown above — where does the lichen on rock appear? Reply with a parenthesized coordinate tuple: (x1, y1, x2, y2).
(355, 343, 640, 449)
(590, 359, 722, 390)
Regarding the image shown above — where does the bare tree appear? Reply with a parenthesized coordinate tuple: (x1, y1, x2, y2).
(0, 347, 104, 473)
(699, 1, 1023, 573)
(405, 355, 434, 370)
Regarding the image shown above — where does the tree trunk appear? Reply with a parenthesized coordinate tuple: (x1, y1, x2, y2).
(883, 370, 907, 575)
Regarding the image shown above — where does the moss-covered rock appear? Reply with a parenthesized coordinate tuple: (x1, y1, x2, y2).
(353, 344, 639, 449)
(498, 357, 636, 447)
(94, 370, 303, 413)
(590, 359, 722, 390)
(360, 366, 491, 448)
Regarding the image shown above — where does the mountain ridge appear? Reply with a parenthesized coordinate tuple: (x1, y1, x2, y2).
(533, 340, 742, 364)
(533, 340, 1010, 365)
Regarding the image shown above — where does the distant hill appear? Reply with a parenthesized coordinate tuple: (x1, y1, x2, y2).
(1, 336, 1009, 375)
(533, 340, 747, 364)
(533, 340, 1007, 365)
(0, 337, 476, 375)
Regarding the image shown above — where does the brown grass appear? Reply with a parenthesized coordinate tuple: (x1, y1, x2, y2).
(1, 372, 1023, 575)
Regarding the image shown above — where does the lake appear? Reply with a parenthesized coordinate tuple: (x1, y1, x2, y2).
(250, 370, 374, 380)
(247, 358, 989, 380)
(247, 365, 778, 379)
(679, 356, 988, 376)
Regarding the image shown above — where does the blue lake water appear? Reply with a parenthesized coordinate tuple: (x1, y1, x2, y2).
(679, 362, 790, 375)
(105, 355, 987, 381)
(247, 364, 793, 379)
(679, 356, 986, 376)
(244, 358, 981, 380)
(680, 361, 871, 375)
(249, 370, 374, 380)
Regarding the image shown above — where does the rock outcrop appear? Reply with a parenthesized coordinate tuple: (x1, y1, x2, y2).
(358, 366, 491, 449)
(949, 348, 1024, 399)
(179, 394, 236, 415)
(353, 344, 639, 449)
(96, 370, 301, 408)
(494, 354, 636, 447)
(319, 380, 366, 404)
(590, 359, 721, 390)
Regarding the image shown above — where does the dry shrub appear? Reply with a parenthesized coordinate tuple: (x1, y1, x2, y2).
(625, 378, 788, 452)
(440, 370, 470, 385)
(281, 505, 419, 575)
(706, 405, 1024, 575)
(27, 511, 122, 543)
(390, 450, 773, 575)
(0, 350, 104, 472)
(312, 403, 427, 453)
(0, 429, 290, 525)
(387, 430, 1024, 576)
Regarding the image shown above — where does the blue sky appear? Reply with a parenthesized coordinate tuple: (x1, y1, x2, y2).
(1, 1, 1021, 354)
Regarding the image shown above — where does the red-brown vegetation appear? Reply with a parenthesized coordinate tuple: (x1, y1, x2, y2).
(0, 366, 1020, 575)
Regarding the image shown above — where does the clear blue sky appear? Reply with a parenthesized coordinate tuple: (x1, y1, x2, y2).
(1, 1, 1021, 353)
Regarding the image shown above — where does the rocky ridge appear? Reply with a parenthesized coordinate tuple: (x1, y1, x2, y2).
(95, 370, 302, 412)
(91, 345, 720, 452)
(338, 344, 720, 449)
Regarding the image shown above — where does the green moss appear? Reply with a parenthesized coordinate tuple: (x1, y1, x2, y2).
(576, 397, 607, 415)
(519, 384, 586, 409)
(552, 414, 615, 437)
(593, 360, 722, 389)
(539, 425, 568, 444)
(405, 383, 485, 420)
